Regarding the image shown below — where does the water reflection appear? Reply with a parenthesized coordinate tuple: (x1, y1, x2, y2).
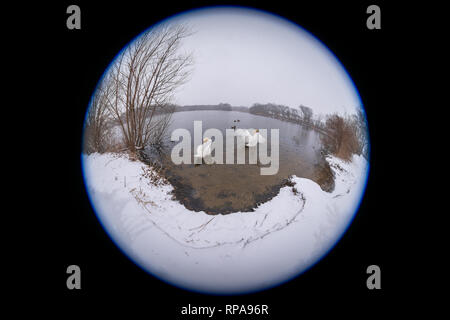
(143, 110, 333, 214)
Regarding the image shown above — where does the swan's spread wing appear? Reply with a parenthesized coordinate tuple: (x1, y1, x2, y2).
(195, 144, 203, 157)
(247, 134, 258, 147)
(257, 133, 266, 144)
(235, 129, 249, 136)
(235, 129, 250, 145)
(203, 141, 212, 156)
(243, 130, 252, 143)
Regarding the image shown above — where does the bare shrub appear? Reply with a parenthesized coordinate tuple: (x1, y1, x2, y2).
(322, 113, 365, 161)
(105, 24, 193, 156)
(83, 75, 115, 154)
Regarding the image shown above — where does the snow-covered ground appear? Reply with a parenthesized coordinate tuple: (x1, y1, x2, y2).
(83, 152, 368, 294)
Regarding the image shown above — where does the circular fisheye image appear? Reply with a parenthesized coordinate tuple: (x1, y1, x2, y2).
(82, 7, 369, 294)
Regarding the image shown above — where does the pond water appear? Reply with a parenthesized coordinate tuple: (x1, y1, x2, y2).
(143, 110, 333, 214)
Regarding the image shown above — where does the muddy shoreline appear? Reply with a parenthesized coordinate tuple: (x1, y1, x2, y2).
(137, 149, 335, 215)
(166, 170, 300, 215)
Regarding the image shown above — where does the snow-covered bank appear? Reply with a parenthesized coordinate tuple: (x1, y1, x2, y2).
(83, 152, 368, 294)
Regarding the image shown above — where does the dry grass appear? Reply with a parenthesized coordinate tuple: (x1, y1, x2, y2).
(321, 113, 367, 161)
(141, 166, 169, 187)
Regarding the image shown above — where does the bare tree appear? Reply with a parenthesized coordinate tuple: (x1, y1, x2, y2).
(105, 24, 193, 155)
(299, 105, 313, 125)
(148, 103, 176, 147)
(84, 74, 115, 154)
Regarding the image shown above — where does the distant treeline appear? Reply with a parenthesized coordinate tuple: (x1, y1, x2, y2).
(174, 103, 248, 113)
(172, 103, 369, 160)
(108, 102, 368, 161)
(249, 103, 315, 126)
(173, 103, 318, 127)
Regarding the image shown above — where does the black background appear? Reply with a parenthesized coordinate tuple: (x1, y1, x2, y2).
(23, 0, 416, 316)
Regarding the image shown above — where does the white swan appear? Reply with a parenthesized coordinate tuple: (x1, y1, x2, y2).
(194, 137, 213, 164)
(235, 129, 251, 144)
(246, 129, 266, 147)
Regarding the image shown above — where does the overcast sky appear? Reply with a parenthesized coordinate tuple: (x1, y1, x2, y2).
(161, 7, 362, 115)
